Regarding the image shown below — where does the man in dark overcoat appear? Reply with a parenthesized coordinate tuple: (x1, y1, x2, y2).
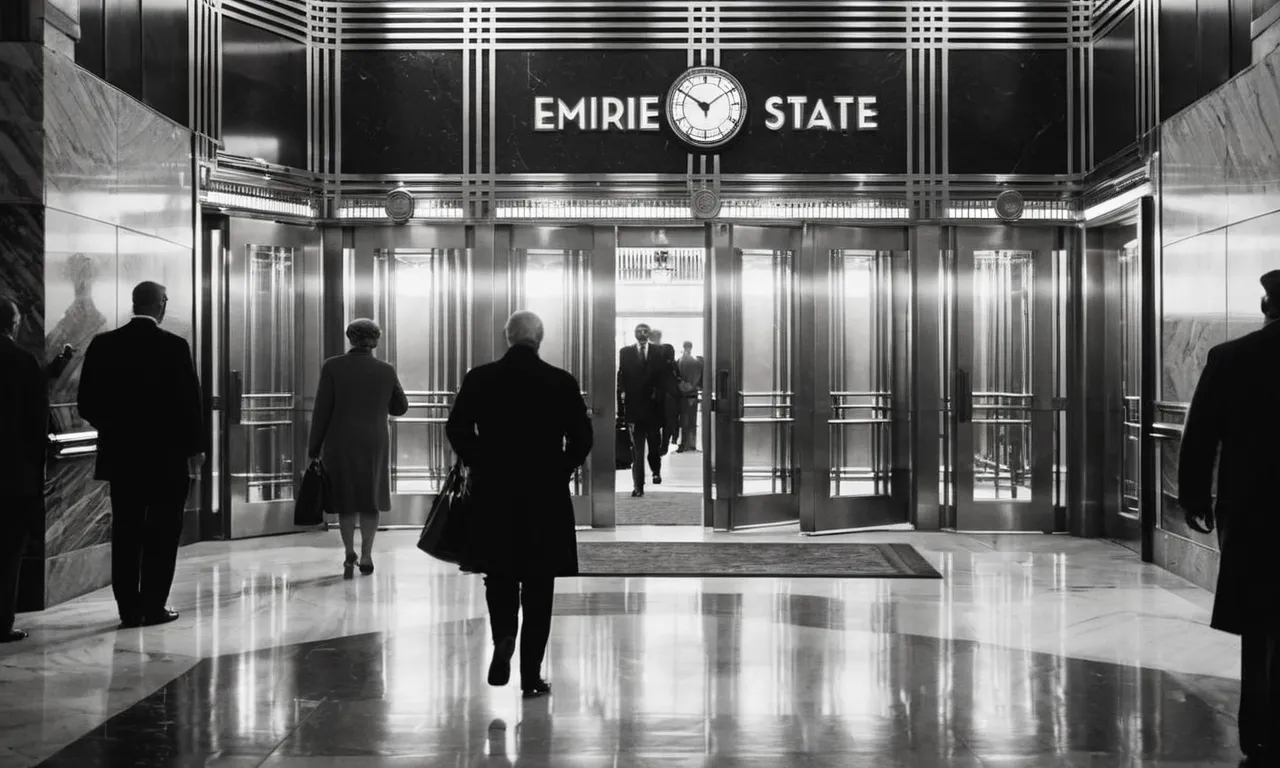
(617, 323, 665, 496)
(445, 310, 592, 699)
(0, 298, 49, 643)
(1179, 269, 1280, 766)
(77, 282, 204, 629)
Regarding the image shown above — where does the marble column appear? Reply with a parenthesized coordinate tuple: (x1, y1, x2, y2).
(0, 2, 196, 612)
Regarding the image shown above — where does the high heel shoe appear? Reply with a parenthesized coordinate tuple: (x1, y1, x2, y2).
(343, 553, 357, 579)
(359, 558, 374, 575)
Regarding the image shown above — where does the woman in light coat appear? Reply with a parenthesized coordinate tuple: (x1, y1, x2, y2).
(308, 319, 409, 576)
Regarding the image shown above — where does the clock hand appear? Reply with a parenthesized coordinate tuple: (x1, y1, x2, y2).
(680, 87, 712, 114)
(708, 90, 733, 107)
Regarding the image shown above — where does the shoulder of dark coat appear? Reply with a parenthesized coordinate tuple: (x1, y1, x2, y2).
(1211, 326, 1277, 362)
(158, 327, 190, 350)
(539, 358, 582, 391)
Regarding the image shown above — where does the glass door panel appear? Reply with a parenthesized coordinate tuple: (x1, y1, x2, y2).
(951, 227, 1063, 532)
(1119, 238, 1142, 526)
(805, 226, 911, 533)
(713, 226, 800, 530)
(225, 218, 314, 538)
(502, 226, 613, 529)
(511, 248, 592, 509)
(372, 248, 472, 526)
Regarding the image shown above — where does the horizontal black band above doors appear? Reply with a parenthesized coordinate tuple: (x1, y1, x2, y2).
(493, 49, 910, 175)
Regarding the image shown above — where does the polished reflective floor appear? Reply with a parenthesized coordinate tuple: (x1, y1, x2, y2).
(0, 528, 1244, 767)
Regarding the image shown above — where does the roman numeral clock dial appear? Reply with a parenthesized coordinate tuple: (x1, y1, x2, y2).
(665, 66, 747, 150)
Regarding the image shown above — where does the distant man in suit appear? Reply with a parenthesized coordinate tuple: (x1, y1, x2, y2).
(446, 310, 592, 700)
(617, 323, 665, 496)
(1179, 269, 1280, 766)
(0, 298, 49, 643)
(78, 282, 204, 629)
(648, 329, 680, 452)
(676, 341, 703, 453)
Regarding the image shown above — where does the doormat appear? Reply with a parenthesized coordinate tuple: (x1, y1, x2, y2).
(576, 542, 941, 579)
(614, 492, 702, 526)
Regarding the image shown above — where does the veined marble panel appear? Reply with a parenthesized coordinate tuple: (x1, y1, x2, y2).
(1222, 45, 1280, 226)
(1161, 88, 1230, 246)
(43, 208, 118, 422)
(117, 98, 192, 250)
(43, 542, 111, 607)
(0, 44, 46, 205)
(44, 456, 110, 558)
(1224, 210, 1280, 341)
(1160, 230, 1228, 403)
(43, 52, 118, 224)
(0, 204, 47, 355)
(115, 231, 193, 344)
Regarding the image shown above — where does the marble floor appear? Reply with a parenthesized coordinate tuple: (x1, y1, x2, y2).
(0, 527, 1246, 767)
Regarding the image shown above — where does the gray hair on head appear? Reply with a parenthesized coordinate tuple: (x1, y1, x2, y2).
(504, 310, 544, 349)
(346, 318, 382, 349)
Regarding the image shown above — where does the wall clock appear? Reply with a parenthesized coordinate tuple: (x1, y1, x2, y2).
(665, 66, 748, 150)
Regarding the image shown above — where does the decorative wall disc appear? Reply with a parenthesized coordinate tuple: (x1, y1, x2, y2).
(994, 189, 1025, 221)
(385, 187, 415, 223)
(690, 188, 721, 219)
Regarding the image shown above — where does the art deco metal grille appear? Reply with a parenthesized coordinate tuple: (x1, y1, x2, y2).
(198, 1, 1152, 222)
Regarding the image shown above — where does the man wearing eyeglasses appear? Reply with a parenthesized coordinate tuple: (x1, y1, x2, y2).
(78, 282, 204, 630)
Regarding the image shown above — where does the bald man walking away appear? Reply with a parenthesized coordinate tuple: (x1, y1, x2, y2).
(446, 311, 593, 699)
(1179, 269, 1280, 766)
(78, 282, 204, 629)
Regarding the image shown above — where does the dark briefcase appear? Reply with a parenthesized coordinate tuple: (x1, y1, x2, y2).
(418, 459, 471, 565)
(294, 460, 330, 526)
(615, 418, 633, 470)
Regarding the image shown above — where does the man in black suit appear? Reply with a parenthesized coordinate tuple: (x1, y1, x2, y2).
(446, 311, 592, 699)
(77, 282, 204, 629)
(1179, 269, 1280, 766)
(0, 298, 49, 643)
(617, 323, 666, 496)
(649, 328, 680, 452)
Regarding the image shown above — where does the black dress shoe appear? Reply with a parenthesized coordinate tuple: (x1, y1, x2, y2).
(521, 679, 551, 699)
(343, 553, 357, 579)
(142, 609, 180, 626)
(653, 474, 662, 485)
(119, 615, 142, 629)
(488, 636, 516, 686)
(0, 629, 28, 643)
(631, 488, 644, 498)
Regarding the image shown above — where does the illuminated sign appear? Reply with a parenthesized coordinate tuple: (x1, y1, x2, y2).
(531, 67, 879, 148)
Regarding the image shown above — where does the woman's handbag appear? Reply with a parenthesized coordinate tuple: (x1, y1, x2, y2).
(294, 460, 330, 526)
(417, 459, 471, 565)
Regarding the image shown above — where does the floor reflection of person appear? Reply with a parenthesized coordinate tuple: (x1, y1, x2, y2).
(446, 311, 592, 700)
(0, 298, 50, 643)
(77, 282, 204, 629)
(676, 341, 703, 453)
(617, 323, 664, 497)
(307, 318, 409, 578)
(1178, 269, 1280, 766)
(649, 328, 680, 451)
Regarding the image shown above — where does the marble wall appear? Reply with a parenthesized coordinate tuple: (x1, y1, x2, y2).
(1156, 42, 1280, 589)
(0, 44, 195, 609)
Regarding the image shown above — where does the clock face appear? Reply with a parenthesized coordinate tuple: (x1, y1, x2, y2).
(665, 66, 747, 150)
